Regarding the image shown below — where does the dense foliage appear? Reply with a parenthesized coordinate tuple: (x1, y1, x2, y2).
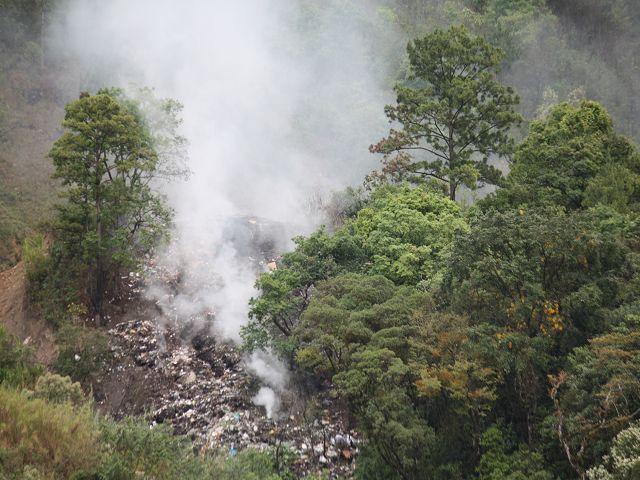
(370, 25, 521, 200)
(491, 101, 640, 211)
(248, 98, 640, 479)
(243, 185, 466, 357)
(0, 325, 42, 387)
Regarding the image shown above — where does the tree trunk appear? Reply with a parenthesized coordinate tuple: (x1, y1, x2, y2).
(94, 259, 103, 325)
(94, 173, 104, 326)
(448, 112, 456, 201)
(94, 216, 104, 325)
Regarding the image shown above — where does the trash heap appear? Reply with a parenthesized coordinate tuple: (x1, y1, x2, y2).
(100, 215, 361, 477)
(104, 317, 359, 478)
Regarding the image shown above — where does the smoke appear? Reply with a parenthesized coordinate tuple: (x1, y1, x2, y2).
(253, 387, 280, 420)
(48, 1, 397, 219)
(47, 0, 398, 416)
(247, 351, 289, 419)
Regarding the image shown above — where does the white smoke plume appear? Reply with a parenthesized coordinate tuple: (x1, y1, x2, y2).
(247, 351, 290, 419)
(253, 387, 280, 420)
(47, 0, 398, 416)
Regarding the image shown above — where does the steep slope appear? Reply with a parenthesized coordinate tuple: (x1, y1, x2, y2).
(0, 261, 56, 365)
(0, 65, 65, 268)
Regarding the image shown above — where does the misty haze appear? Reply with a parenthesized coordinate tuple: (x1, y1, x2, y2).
(1, 1, 639, 479)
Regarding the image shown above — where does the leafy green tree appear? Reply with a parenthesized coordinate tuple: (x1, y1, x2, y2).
(452, 0, 547, 63)
(350, 185, 467, 286)
(548, 328, 640, 478)
(380, 0, 452, 38)
(294, 273, 424, 377)
(411, 313, 502, 455)
(497, 101, 640, 211)
(477, 424, 553, 480)
(335, 347, 436, 480)
(444, 206, 639, 449)
(244, 185, 465, 357)
(587, 421, 640, 480)
(370, 25, 521, 200)
(49, 89, 183, 323)
(243, 228, 364, 357)
(446, 207, 635, 345)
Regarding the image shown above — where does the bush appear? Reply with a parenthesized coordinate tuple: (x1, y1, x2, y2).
(0, 325, 42, 387)
(0, 385, 311, 480)
(31, 372, 86, 406)
(477, 425, 553, 480)
(0, 386, 100, 479)
(216, 448, 282, 480)
(54, 322, 109, 388)
(94, 418, 308, 480)
(24, 236, 83, 328)
(22, 232, 49, 290)
(96, 417, 217, 480)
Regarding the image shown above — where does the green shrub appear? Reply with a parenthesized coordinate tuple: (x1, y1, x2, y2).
(22, 232, 49, 290)
(95, 417, 217, 480)
(354, 444, 401, 480)
(54, 322, 109, 388)
(477, 425, 553, 480)
(31, 372, 86, 406)
(218, 448, 282, 480)
(22, 235, 83, 327)
(0, 386, 100, 480)
(0, 388, 307, 480)
(0, 325, 42, 387)
(94, 417, 306, 480)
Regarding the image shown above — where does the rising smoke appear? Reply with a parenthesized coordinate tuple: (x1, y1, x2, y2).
(46, 0, 399, 417)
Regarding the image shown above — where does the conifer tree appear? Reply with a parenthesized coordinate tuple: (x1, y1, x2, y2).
(370, 25, 521, 200)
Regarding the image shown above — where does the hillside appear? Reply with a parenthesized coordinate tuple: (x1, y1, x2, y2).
(1, 2, 640, 480)
(0, 261, 56, 365)
(0, 36, 65, 268)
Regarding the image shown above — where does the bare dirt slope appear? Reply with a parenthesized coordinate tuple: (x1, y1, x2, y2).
(0, 261, 56, 365)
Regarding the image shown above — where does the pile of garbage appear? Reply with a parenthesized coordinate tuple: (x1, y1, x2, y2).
(103, 317, 359, 477)
(98, 214, 361, 477)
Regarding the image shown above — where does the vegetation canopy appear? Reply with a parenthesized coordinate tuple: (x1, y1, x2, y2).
(47, 88, 185, 323)
(370, 25, 522, 200)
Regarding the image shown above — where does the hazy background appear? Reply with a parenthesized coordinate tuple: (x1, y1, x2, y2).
(47, 0, 397, 226)
(44, 1, 403, 411)
(42, 0, 640, 349)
